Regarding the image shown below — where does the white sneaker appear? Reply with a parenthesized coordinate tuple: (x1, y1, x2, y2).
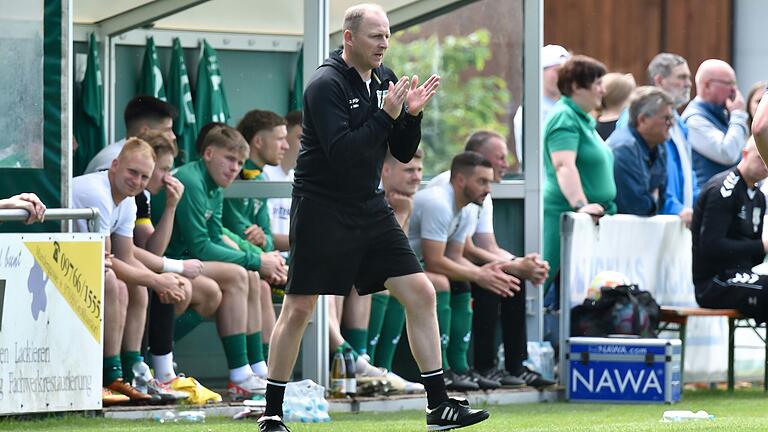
(355, 356, 388, 377)
(386, 371, 424, 393)
(228, 374, 268, 400)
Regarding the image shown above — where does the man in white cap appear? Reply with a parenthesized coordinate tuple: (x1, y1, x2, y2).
(512, 44, 570, 171)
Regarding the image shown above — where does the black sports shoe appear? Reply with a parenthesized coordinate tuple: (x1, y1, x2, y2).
(511, 366, 556, 389)
(444, 369, 479, 392)
(258, 415, 291, 432)
(483, 368, 525, 388)
(467, 369, 500, 390)
(426, 396, 490, 431)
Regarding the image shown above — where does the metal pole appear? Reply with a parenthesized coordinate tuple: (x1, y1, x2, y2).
(0, 208, 100, 231)
(300, 0, 330, 388)
(523, 0, 544, 342)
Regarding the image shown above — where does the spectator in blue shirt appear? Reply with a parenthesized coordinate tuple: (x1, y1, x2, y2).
(617, 54, 698, 225)
(608, 87, 675, 215)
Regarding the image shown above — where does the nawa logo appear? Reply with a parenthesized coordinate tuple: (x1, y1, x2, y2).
(572, 367, 663, 395)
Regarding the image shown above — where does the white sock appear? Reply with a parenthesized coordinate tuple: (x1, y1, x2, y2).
(152, 352, 176, 383)
(230, 365, 253, 383)
(251, 361, 268, 378)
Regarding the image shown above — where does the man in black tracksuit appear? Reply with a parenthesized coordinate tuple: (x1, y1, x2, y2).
(692, 139, 768, 322)
(257, 4, 488, 432)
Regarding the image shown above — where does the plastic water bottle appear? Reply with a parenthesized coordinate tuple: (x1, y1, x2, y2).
(282, 380, 331, 423)
(154, 411, 176, 423)
(330, 347, 346, 398)
(343, 347, 357, 397)
(153, 410, 206, 423)
(661, 410, 715, 422)
(539, 341, 555, 381)
(131, 357, 151, 394)
(176, 410, 206, 422)
(496, 345, 506, 371)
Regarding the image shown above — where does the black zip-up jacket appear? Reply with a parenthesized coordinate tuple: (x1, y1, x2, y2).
(293, 49, 422, 215)
(691, 168, 766, 289)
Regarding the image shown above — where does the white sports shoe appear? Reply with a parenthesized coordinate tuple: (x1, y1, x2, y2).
(228, 374, 268, 400)
(386, 371, 424, 393)
(355, 355, 388, 378)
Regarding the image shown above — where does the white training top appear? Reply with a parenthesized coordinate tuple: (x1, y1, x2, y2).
(84, 138, 126, 174)
(428, 170, 494, 235)
(408, 180, 475, 260)
(71, 171, 136, 237)
(263, 164, 294, 236)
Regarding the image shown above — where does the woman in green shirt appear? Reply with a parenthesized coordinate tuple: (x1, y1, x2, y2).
(542, 55, 617, 297)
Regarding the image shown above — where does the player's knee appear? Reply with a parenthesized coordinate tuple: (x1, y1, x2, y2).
(105, 271, 129, 310)
(249, 269, 261, 286)
(407, 277, 436, 310)
(285, 295, 318, 323)
(129, 285, 149, 309)
(428, 273, 450, 293)
(417, 283, 437, 310)
(196, 278, 222, 317)
(104, 269, 120, 302)
(260, 282, 274, 305)
(223, 265, 248, 297)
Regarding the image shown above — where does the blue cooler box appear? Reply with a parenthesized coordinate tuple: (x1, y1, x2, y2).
(565, 337, 682, 403)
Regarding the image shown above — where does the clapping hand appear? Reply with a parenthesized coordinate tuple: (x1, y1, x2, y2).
(405, 74, 440, 116)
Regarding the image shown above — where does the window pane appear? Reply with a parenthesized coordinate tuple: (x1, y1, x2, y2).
(386, 0, 523, 177)
(0, 0, 44, 168)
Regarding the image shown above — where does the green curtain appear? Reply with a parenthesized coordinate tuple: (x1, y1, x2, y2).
(167, 38, 197, 165)
(73, 32, 104, 177)
(138, 36, 166, 101)
(0, 0, 63, 233)
(289, 46, 303, 111)
(194, 39, 230, 132)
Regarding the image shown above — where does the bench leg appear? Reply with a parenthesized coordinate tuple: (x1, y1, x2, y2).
(679, 321, 687, 385)
(728, 318, 735, 393)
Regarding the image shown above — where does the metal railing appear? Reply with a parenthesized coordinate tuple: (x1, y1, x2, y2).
(0, 207, 100, 229)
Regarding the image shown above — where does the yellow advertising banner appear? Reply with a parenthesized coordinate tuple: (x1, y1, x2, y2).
(24, 241, 103, 342)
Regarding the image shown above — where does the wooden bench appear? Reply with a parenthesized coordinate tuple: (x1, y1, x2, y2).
(658, 306, 767, 392)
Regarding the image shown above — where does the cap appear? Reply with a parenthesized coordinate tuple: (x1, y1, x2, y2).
(542, 44, 570, 69)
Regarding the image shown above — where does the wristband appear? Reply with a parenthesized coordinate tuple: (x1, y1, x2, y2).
(162, 257, 185, 274)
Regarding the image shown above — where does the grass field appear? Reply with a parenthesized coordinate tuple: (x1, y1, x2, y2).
(1, 389, 766, 431)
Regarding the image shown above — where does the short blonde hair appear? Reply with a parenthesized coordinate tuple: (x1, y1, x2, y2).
(136, 129, 178, 159)
(117, 137, 156, 163)
(601, 73, 636, 110)
(343, 3, 386, 33)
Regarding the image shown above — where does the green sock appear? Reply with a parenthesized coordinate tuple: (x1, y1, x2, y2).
(263, 343, 270, 364)
(338, 340, 359, 361)
(246, 332, 265, 365)
(103, 355, 123, 384)
(447, 292, 473, 374)
(221, 333, 249, 369)
(436, 291, 452, 370)
(120, 351, 142, 383)
(174, 309, 205, 342)
(341, 327, 369, 356)
(367, 293, 390, 360)
(374, 296, 406, 370)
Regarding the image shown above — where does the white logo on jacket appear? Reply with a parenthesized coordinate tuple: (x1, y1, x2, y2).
(377, 89, 388, 109)
(720, 172, 739, 198)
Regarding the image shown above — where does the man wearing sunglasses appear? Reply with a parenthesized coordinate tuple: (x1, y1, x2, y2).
(607, 87, 675, 215)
